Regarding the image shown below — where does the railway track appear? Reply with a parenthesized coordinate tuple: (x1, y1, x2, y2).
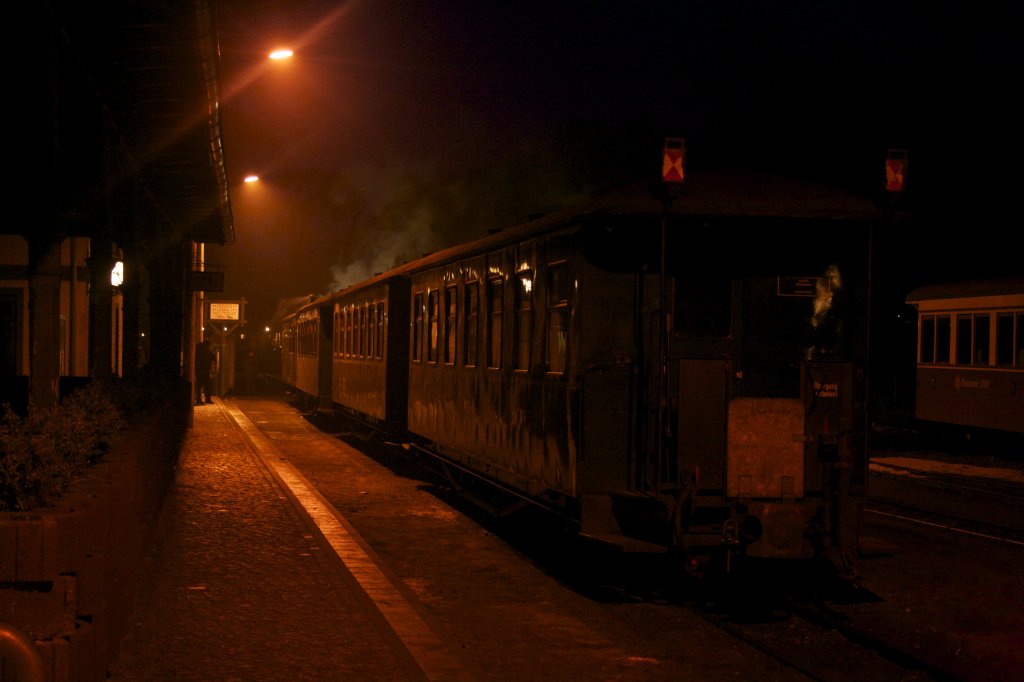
(692, 600, 954, 682)
(555, 552, 957, 682)
(566, 458, 1024, 682)
(867, 459, 1024, 545)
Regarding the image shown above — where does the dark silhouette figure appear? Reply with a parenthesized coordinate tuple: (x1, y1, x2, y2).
(195, 340, 215, 405)
(242, 350, 258, 395)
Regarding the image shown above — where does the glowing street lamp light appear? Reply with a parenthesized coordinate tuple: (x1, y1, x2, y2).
(244, 175, 260, 184)
(268, 49, 293, 61)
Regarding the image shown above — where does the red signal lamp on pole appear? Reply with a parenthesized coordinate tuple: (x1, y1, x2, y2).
(885, 149, 907, 193)
(662, 138, 686, 184)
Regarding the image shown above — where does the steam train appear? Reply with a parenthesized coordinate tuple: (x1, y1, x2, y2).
(276, 173, 878, 574)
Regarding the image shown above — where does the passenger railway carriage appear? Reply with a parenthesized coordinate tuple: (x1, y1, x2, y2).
(277, 172, 880, 573)
(278, 296, 331, 408)
(328, 277, 410, 431)
(906, 278, 1024, 434)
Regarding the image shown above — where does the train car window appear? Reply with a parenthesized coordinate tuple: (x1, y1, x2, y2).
(364, 303, 372, 356)
(331, 307, 339, 356)
(357, 306, 362, 357)
(365, 304, 372, 357)
(935, 315, 951, 363)
(920, 315, 936, 363)
(546, 262, 568, 373)
(367, 304, 375, 360)
(514, 270, 533, 370)
(376, 302, 385, 360)
(464, 281, 479, 367)
(1017, 312, 1024, 367)
(427, 289, 440, 363)
(362, 303, 370, 357)
(346, 303, 354, 352)
(444, 285, 457, 365)
(347, 307, 355, 357)
(353, 306, 360, 357)
(412, 293, 423, 362)
(339, 310, 345, 357)
(349, 307, 356, 357)
(339, 309, 345, 357)
(955, 314, 973, 365)
(974, 313, 990, 366)
(364, 304, 371, 358)
(488, 278, 503, 369)
(996, 313, 1014, 366)
(347, 308, 354, 357)
(675, 276, 731, 337)
(338, 309, 345, 357)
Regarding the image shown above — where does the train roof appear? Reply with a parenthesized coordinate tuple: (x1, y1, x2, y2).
(906, 277, 1024, 305)
(317, 171, 882, 301)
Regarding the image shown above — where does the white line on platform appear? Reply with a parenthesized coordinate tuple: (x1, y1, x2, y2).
(220, 401, 472, 682)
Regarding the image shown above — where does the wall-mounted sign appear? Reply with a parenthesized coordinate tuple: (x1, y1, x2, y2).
(209, 302, 240, 321)
(777, 276, 820, 297)
(191, 271, 224, 292)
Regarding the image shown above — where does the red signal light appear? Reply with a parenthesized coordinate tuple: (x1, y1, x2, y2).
(885, 149, 907, 193)
(662, 138, 686, 183)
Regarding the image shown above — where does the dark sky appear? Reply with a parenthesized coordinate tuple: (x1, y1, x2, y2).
(209, 0, 1023, 328)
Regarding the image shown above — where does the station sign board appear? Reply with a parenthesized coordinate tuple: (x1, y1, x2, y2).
(208, 302, 240, 321)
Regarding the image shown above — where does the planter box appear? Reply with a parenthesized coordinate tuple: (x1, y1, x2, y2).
(1, 400, 187, 682)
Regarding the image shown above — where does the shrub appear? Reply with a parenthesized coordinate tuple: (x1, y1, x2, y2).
(0, 382, 123, 512)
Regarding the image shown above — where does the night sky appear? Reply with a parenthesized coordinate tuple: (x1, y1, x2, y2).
(208, 0, 1023, 329)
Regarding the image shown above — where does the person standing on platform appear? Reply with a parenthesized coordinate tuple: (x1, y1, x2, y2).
(195, 340, 215, 405)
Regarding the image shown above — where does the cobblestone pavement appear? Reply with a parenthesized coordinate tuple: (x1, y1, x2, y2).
(109, 388, 1024, 681)
(110, 392, 816, 682)
(108, 399, 416, 681)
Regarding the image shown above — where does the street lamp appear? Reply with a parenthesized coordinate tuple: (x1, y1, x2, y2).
(268, 48, 293, 61)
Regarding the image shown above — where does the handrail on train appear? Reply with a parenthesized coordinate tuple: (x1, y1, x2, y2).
(0, 622, 45, 682)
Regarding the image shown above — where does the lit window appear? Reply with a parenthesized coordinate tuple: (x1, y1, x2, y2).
(546, 263, 568, 373)
(427, 290, 439, 363)
(412, 294, 424, 362)
(110, 261, 124, 287)
(514, 270, 533, 370)
(444, 286, 457, 365)
(464, 282, 479, 367)
(488, 279, 503, 369)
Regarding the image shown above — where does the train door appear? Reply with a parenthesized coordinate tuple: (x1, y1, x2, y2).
(677, 358, 727, 502)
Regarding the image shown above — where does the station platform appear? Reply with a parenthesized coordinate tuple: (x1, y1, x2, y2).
(870, 454, 1024, 486)
(104, 389, 1023, 681)
(108, 396, 468, 681)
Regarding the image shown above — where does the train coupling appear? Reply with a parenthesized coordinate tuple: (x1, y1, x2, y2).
(719, 510, 765, 572)
(720, 519, 742, 573)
